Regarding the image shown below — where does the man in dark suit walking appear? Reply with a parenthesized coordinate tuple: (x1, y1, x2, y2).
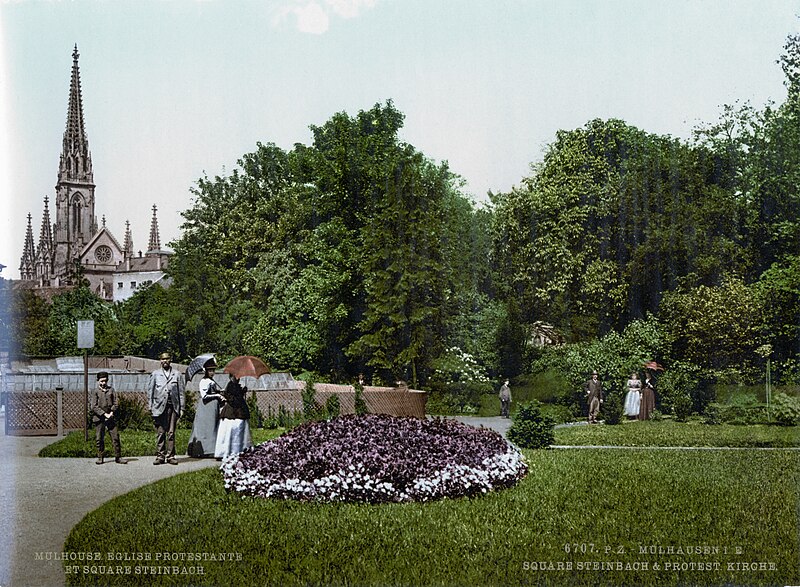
(584, 370, 604, 424)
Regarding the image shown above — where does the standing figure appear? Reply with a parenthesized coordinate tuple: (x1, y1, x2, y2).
(90, 372, 127, 464)
(623, 372, 642, 419)
(498, 379, 512, 418)
(214, 375, 253, 459)
(639, 372, 656, 420)
(147, 352, 185, 465)
(187, 359, 225, 458)
(584, 370, 604, 424)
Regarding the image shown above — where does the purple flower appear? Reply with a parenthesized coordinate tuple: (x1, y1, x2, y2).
(221, 414, 528, 503)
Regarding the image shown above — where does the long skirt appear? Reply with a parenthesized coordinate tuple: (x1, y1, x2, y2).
(214, 418, 253, 458)
(623, 391, 641, 417)
(638, 388, 655, 420)
(187, 398, 220, 457)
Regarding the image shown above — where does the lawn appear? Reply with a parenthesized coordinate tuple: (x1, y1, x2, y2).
(553, 419, 800, 448)
(39, 428, 285, 458)
(63, 448, 800, 587)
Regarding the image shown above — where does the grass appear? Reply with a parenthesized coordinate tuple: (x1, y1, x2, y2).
(63, 448, 800, 586)
(553, 419, 800, 448)
(38, 428, 285, 458)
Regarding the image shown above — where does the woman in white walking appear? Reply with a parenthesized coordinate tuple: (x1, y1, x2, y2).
(623, 372, 641, 419)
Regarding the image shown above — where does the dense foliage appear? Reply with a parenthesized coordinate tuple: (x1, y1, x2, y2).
(221, 414, 527, 503)
(10, 33, 800, 414)
(506, 401, 556, 448)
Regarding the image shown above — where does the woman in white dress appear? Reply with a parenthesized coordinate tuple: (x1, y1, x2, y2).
(214, 375, 253, 459)
(623, 372, 641, 419)
(187, 360, 225, 458)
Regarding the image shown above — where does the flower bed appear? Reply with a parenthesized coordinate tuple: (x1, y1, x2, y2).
(220, 414, 528, 503)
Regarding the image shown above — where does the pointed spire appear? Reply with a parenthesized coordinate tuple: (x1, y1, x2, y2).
(147, 204, 161, 254)
(123, 220, 134, 258)
(37, 196, 54, 254)
(19, 214, 36, 281)
(35, 196, 55, 280)
(59, 44, 93, 184)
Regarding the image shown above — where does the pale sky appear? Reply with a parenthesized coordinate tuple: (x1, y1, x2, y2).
(1, 0, 797, 280)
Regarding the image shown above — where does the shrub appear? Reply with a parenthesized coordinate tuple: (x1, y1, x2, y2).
(247, 393, 265, 429)
(507, 401, 555, 449)
(672, 393, 693, 422)
(115, 395, 151, 431)
(656, 362, 703, 416)
(650, 409, 663, 421)
(601, 392, 623, 425)
(302, 379, 324, 421)
(702, 403, 721, 425)
(772, 393, 800, 426)
(354, 382, 368, 416)
(325, 394, 341, 419)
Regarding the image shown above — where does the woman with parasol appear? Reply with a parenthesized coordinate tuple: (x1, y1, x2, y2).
(638, 361, 662, 420)
(186, 355, 226, 458)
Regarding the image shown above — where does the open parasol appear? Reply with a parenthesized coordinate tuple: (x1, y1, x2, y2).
(186, 353, 217, 382)
(223, 355, 271, 379)
(643, 360, 664, 371)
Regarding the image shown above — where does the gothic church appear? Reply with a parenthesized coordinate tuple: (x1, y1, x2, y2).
(18, 46, 171, 302)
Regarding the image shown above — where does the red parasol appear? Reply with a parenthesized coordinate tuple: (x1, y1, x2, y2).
(223, 355, 271, 379)
(643, 360, 664, 371)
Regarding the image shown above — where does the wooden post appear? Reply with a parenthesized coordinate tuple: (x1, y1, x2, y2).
(83, 350, 88, 442)
(56, 386, 64, 437)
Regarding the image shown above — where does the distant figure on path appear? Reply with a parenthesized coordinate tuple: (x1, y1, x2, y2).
(584, 370, 604, 424)
(90, 371, 126, 464)
(499, 379, 512, 418)
(148, 351, 185, 465)
(623, 372, 642, 419)
(214, 375, 253, 459)
(639, 372, 656, 420)
(187, 359, 225, 458)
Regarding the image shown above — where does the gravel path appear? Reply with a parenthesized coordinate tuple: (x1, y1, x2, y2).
(0, 432, 219, 587)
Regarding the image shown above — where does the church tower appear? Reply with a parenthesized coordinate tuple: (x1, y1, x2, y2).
(52, 44, 96, 283)
(19, 215, 36, 281)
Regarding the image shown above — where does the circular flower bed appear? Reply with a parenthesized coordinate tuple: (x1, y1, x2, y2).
(221, 414, 528, 503)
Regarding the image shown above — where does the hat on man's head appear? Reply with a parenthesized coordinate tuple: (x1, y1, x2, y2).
(592, 370, 599, 375)
(97, 371, 109, 380)
(159, 352, 172, 360)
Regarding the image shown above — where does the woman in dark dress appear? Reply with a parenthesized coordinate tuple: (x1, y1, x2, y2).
(214, 375, 253, 459)
(638, 372, 656, 420)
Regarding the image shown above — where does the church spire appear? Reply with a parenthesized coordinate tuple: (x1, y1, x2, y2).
(19, 214, 36, 281)
(147, 204, 161, 254)
(35, 196, 55, 279)
(59, 44, 93, 184)
(123, 220, 134, 259)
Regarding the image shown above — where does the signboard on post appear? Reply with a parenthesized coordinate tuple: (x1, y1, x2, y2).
(77, 320, 95, 441)
(77, 320, 95, 349)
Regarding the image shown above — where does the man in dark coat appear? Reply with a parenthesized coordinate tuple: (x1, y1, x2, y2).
(147, 352, 185, 465)
(584, 370, 604, 424)
(90, 372, 126, 464)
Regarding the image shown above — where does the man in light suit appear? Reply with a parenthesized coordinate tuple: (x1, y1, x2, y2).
(147, 352, 185, 465)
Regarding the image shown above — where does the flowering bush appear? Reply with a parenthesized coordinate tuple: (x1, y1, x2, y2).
(221, 414, 527, 503)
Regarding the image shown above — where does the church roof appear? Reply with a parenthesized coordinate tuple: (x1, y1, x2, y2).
(79, 226, 124, 259)
(114, 254, 170, 273)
